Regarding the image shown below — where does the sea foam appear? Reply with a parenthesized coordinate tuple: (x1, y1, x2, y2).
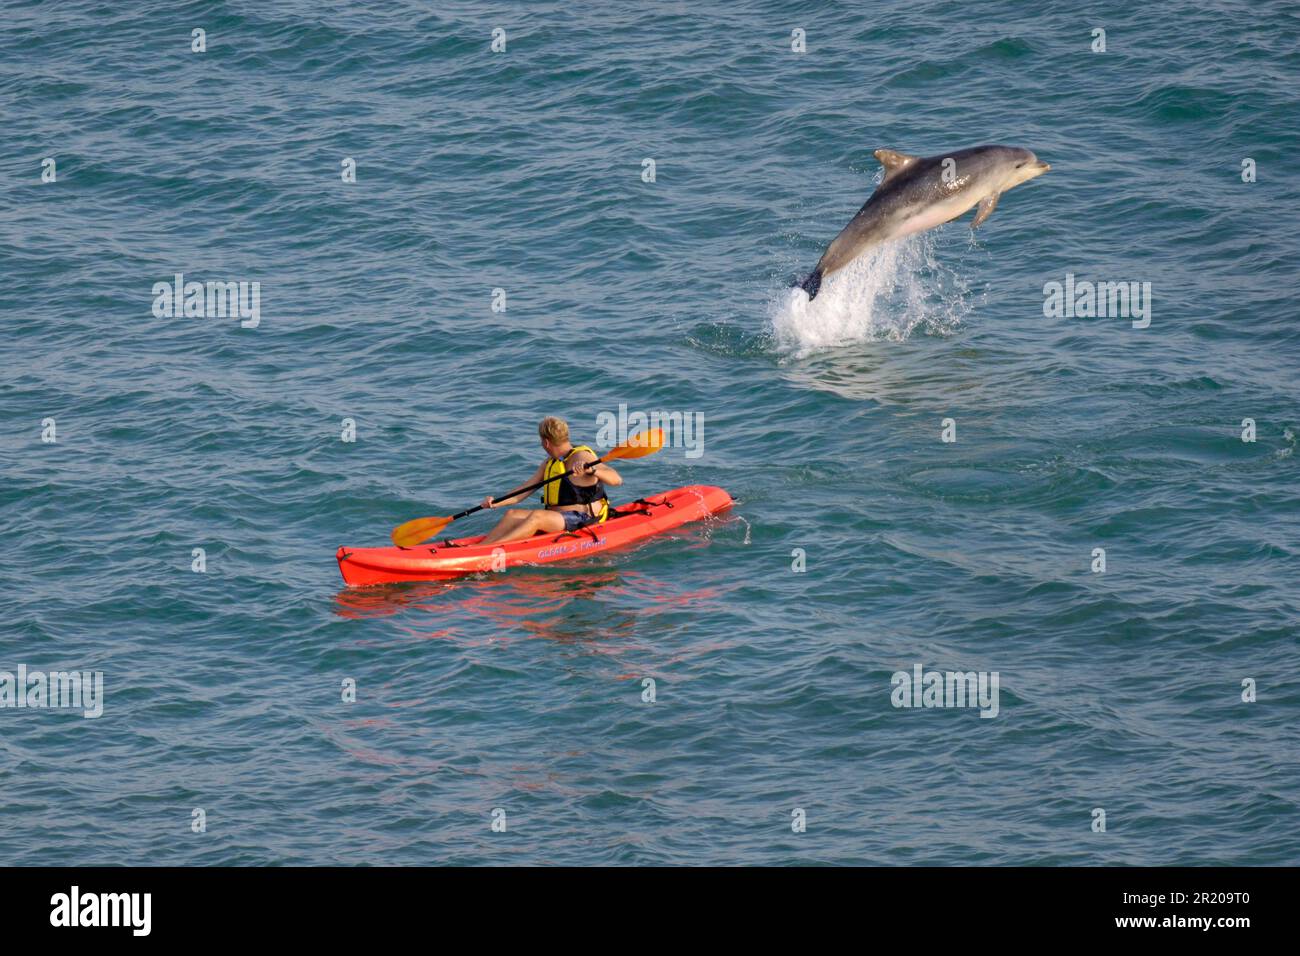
(769, 232, 976, 357)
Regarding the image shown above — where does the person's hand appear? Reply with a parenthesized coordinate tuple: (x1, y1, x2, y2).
(481, 495, 495, 509)
(570, 460, 591, 478)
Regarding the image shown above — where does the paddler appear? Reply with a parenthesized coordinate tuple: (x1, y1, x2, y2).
(478, 417, 623, 545)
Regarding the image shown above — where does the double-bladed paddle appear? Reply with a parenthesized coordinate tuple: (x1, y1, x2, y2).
(390, 429, 665, 547)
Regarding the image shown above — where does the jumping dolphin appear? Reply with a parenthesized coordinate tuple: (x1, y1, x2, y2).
(797, 145, 1050, 299)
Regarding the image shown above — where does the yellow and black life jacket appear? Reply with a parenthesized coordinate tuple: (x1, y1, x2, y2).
(542, 444, 609, 522)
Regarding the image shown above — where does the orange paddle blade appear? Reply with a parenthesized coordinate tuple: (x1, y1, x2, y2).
(602, 429, 664, 461)
(391, 514, 453, 548)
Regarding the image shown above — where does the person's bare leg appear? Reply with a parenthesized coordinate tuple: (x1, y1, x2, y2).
(479, 509, 531, 545)
(480, 508, 567, 546)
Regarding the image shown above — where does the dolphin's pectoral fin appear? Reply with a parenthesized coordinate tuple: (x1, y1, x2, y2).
(972, 193, 1000, 229)
(874, 148, 920, 184)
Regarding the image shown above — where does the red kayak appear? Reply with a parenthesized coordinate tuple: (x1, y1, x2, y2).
(336, 484, 733, 586)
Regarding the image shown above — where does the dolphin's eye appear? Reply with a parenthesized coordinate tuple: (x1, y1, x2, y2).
(1016, 162, 1025, 168)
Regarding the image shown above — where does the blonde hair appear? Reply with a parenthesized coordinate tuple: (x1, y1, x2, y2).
(538, 416, 569, 444)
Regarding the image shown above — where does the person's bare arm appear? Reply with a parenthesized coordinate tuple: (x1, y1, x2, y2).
(481, 462, 546, 509)
(570, 449, 622, 487)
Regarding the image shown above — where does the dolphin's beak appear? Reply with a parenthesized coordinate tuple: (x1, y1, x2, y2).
(1022, 160, 1050, 183)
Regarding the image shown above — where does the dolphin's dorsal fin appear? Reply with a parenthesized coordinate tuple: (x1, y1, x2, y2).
(874, 148, 919, 183)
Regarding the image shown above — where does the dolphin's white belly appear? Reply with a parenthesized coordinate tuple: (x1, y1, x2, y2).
(891, 192, 985, 240)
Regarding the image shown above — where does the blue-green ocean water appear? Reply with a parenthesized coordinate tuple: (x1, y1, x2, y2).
(2, 0, 1298, 865)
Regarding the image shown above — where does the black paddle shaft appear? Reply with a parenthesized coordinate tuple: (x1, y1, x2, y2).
(449, 455, 610, 521)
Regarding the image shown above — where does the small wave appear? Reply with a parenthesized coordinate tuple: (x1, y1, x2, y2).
(1131, 84, 1237, 123)
(685, 321, 773, 359)
(1279, 427, 1295, 460)
(768, 233, 975, 357)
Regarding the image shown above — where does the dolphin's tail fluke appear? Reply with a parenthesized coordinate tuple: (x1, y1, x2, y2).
(796, 269, 823, 300)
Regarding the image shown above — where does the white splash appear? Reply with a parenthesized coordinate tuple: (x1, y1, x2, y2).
(769, 232, 976, 357)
